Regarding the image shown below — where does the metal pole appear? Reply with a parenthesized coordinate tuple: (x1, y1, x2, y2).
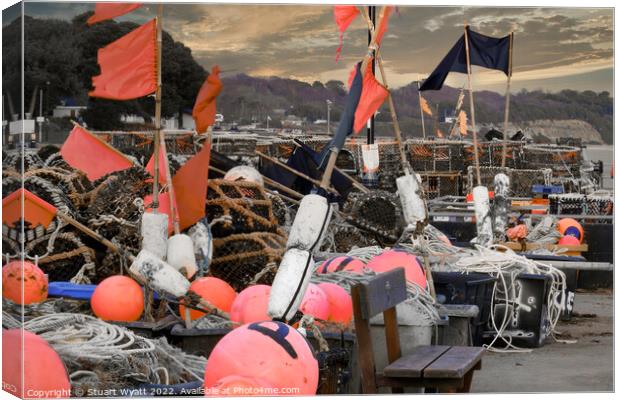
(501, 32, 514, 168)
(464, 25, 481, 186)
(417, 80, 426, 139)
(366, 5, 376, 145)
(326, 100, 331, 135)
(152, 4, 163, 210)
(39, 88, 43, 142)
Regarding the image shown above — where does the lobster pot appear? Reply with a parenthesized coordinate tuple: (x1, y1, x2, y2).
(466, 166, 551, 197)
(206, 179, 280, 237)
(211, 136, 257, 157)
(407, 139, 469, 172)
(320, 223, 379, 253)
(585, 195, 613, 223)
(548, 194, 585, 215)
(522, 144, 582, 178)
(210, 232, 287, 291)
(342, 191, 404, 243)
(418, 172, 462, 199)
(478, 141, 524, 169)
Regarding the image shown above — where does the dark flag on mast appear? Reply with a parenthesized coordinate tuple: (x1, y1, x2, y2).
(420, 26, 511, 91)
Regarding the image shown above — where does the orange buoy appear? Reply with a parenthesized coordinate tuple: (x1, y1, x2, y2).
(180, 277, 236, 320)
(316, 256, 365, 274)
(367, 249, 426, 289)
(317, 283, 353, 325)
(230, 285, 271, 325)
(2, 329, 71, 398)
(204, 321, 319, 395)
(299, 283, 330, 321)
(206, 375, 275, 397)
(557, 218, 584, 243)
(90, 275, 144, 322)
(2, 261, 48, 305)
(558, 235, 580, 246)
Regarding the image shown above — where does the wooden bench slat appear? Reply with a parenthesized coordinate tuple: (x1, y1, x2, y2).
(383, 345, 451, 378)
(423, 346, 485, 379)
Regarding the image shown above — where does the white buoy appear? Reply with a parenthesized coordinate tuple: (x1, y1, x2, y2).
(493, 173, 510, 240)
(129, 249, 190, 298)
(286, 194, 332, 251)
(188, 221, 212, 273)
(396, 173, 428, 230)
(268, 248, 314, 322)
(141, 212, 169, 260)
(472, 186, 493, 247)
(166, 234, 198, 279)
(224, 165, 264, 187)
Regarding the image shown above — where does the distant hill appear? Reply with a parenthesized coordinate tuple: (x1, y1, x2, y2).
(219, 74, 613, 144)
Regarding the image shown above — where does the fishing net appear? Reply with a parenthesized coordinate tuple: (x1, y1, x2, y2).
(585, 194, 613, 222)
(548, 194, 585, 215)
(206, 179, 280, 238)
(210, 231, 287, 291)
(341, 191, 404, 244)
(14, 313, 206, 392)
(268, 193, 293, 230)
(2, 151, 44, 172)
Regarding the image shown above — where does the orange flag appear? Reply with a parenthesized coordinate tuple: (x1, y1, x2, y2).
(459, 110, 468, 136)
(436, 128, 444, 138)
(334, 5, 360, 61)
(350, 62, 388, 134)
(375, 6, 395, 47)
(89, 19, 157, 100)
(60, 125, 133, 181)
(192, 66, 223, 134)
(172, 142, 211, 230)
(145, 147, 169, 186)
(3, 189, 58, 229)
(420, 96, 433, 116)
(87, 3, 142, 25)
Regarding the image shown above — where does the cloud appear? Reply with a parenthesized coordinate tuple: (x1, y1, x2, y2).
(18, 3, 613, 93)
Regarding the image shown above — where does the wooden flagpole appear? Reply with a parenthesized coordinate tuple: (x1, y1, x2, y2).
(360, 6, 411, 175)
(319, 6, 388, 190)
(417, 80, 427, 139)
(464, 24, 482, 186)
(152, 4, 163, 210)
(501, 32, 514, 168)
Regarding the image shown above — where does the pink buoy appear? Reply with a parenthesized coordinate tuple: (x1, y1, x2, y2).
(2, 329, 71, 398)
(366, 249, 427, 289)
(230, 285, 271, 325)
(2, 261, 48, 305)
(206, 375, 275, 397)
(316, 256, 365, 274)
(558, 235, 580, 246)
(317, 283, 353, 326)
(299, 283, 330, 321)
(204, 321, 319, 395)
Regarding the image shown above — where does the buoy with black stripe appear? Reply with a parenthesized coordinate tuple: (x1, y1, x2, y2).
(268, 194, 332, 322)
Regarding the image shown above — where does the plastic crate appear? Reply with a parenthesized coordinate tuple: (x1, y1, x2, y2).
(431, 271, 496, 346)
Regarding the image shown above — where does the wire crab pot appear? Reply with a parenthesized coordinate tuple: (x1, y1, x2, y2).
(406, 139, 470, 172)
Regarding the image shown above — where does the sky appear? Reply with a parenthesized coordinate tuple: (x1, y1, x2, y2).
(4, 2, 614, 94)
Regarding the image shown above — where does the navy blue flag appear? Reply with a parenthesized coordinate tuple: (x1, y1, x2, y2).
(260, 141, 353, 201)
(318, 61, 363, 167)
(420, 27, 511, 91)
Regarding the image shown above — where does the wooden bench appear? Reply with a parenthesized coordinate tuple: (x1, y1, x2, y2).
(351, 268, 484, 393)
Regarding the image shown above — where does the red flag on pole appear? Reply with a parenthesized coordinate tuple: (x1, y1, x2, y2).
(348, 63, 388, 134)
(171, 142, 211, 230)
(87, 3, 142, 25)
(89, 19, 157, 100)
(60, 125, 133, 181)
(375, 5, 395, 46)
(334, 5, 360, 61)
(145, 147, 169, 186)
(192, 66, 223, 134)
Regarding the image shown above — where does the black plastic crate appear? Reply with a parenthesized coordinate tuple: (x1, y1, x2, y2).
(487, 273, 551, 348)
(431, 271, 496, 346)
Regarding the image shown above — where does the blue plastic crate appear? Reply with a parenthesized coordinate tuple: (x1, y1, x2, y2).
(532, 184, 564, 194)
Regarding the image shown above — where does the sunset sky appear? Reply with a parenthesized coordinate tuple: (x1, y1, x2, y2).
(5, 2, 614, 93)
